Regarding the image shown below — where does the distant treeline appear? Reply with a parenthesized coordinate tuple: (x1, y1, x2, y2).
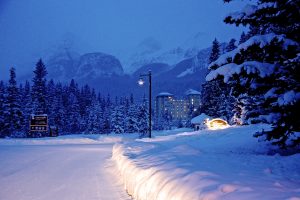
(0, 59, 150, 137)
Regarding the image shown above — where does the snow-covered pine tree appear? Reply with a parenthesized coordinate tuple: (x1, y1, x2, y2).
(97, 92, 102, 103)
(52, 82, 65, 134)
(124, 104, 139, 133)
(101, 113, 111, 134)
(6, 67, 23, 137)
(201, 38, 232, 119)
(239, 31, 247, 45)
(201, 38, 220, 116)
(200, 80, 223, 118)
(161, 110, 172, 130)
(226, 38, 237, 52)
(79, 84, 91, 117)
(91, 88, 97, 103)
(124, 96, 130, 114)
(65, 79, 81, 133)
(137, 101, 149, 136)
(130, 93, 134, 105)
(100, 94, 112, 134)
(31, 59, 48, 115)
(209, 38, 221, 64)
(0, 81, 8, 137)
(207, 0, 300, 149)
(19, 83, 24, 98)
(21, 81, 32, 134)
(217, 89, 235, 122)
(111, 106, 124, 134)
(85, 99, 102, 134)
(46, 79, 56, 126)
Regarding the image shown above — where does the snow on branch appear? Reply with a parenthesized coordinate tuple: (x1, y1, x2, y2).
(206, 61, 276, 82)
(277, 90, 300, 106)
(227, 2, 277, 21)
(264, 88, 300, 106)
(228, 4, 257, 21)
(208, 34, 298, 69)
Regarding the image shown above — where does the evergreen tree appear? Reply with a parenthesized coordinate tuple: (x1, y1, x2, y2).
(248, 25, 260, 38)
(137, 101, 149, 136)
(209, 38, 221, 64)
(217, 89, 235, 122)
(65, 79, 81, 133)
(239, 31, 247, 44)
(226, 38, 237, 52)
(0, 81, 8, 137)
(6, 67, 23, 137)
(208, 0, 300, 148)
(79, 84, 91, 116)
(86, 99, 102, 134)
(46, 79, 56, 126)
(100, 94, 112, 134)
(111, 106, 124, 134)
(52, 82, 64, 134)
(200, 38, 231, 118)
(97, 92, 102, 104)
(31, 59, 48, 114)
(124, 104, 139, 133)
(161, 110, 172, 130)
(200, 80, 228, 118)
(21, 81, 32, 133)
(230, 94, 261, 125)
(130, 93, 134, 104)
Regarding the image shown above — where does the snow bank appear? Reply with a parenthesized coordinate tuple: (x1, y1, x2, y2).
(113, 143, 206, 200)
(0, 134, 125, 145)
(113, 125, 300, 200)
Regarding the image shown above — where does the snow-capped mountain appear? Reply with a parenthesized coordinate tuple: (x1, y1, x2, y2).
(47, 48, 80, 80)
(40, 33, 226, 97)
(76, 52, 123, 79)
(129, 40, 229, 96)
(132, 63, 171, 77)
(44, 49, 130, 96)
(46, 51, 124, 81)
(123, 32, 212, 74)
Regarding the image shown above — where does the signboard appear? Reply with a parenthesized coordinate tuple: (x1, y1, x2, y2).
(30, 114, 48, 131)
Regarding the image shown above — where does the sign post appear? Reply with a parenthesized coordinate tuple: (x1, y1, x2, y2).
(29, 114, 48, 132)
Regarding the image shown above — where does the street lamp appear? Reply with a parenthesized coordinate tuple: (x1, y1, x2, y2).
(138, 70, 152, 138)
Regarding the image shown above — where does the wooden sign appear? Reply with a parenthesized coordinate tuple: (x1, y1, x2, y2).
(30, 114, 48, 131)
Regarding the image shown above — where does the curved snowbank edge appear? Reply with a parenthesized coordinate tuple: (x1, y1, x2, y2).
(112, 143, 199, 200)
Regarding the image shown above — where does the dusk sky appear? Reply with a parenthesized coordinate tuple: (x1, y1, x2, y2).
(0, 0, 246, 80)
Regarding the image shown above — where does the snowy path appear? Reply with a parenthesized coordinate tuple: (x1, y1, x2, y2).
(0, 143, 131, 200)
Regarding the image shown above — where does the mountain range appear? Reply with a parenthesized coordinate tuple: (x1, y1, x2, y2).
(20, 34, 227, 98)
(45, 48, 212, 98)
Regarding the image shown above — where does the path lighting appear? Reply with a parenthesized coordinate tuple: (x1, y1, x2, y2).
(138, 70, 152, 138)
(138, 78, 145, 86)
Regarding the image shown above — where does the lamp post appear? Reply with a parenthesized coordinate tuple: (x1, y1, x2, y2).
(138, 70, 152, 138)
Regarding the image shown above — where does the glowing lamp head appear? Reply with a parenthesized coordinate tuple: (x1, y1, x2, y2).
(138, 78, 145, 86)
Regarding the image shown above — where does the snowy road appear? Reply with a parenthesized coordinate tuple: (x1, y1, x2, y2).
(0, 143, 131, 200)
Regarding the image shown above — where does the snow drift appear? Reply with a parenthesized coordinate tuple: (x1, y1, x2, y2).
(112, 125, 300, 200)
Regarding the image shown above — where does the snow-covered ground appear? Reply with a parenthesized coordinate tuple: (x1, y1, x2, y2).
(0, 135, 131, 200)
(113, 124, 300, 200)
(1, 126, 299, 200)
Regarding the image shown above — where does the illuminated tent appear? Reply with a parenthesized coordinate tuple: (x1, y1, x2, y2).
(206, 118, 229, 130)
(191, 114, 229, 130)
